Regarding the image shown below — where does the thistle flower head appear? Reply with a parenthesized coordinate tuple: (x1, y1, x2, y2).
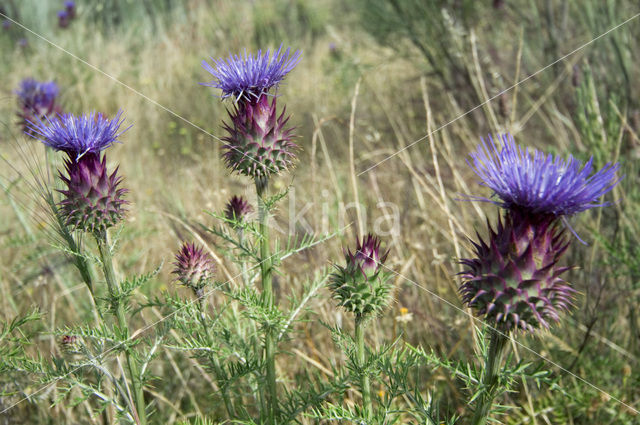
(27, 111, 129, 160)
(222, 94, 297, 177)
(329, 234, 393, 317)
(58, 153, 128, 234)
(202, 44, 301, 103)
(469, 134, 620, 216)
(172, 243, 216, 296)
(459, 210, 575, 332)
(58, 10, 70, 28)
(16, 78, 60, 121)
(225, 195, 253, 224)
(64, 1, 76, 19)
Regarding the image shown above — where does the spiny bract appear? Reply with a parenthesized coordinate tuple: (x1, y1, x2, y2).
(329, 235, 393, 317)
(58, 153, 127, 234)
(222, 95, 297, 178)
(459, 210, 575, 332)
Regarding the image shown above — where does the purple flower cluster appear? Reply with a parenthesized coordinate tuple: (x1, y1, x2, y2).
(202, 45, 301, 102)
(460, 134, 620, 332)
(16, 78, 62, 131)
(469, 134, 620, 216)
(58, 1, 76, 28)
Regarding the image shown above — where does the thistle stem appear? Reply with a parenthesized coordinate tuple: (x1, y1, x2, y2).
(471, 327, 508, 425)
(95, 231, 147, 425)
(197, 297, 236, 419)
(256, 177, 278, 424)
(355, 314, 372, 421)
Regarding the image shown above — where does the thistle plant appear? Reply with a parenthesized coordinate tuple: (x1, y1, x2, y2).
(328, 234, 393, 421)
(172, 242, 237, 418)
(202, 45, 301, 424)
(460, 134, 620, 425)
(15, 78, 62, 133)
(26, 111, 150, 425)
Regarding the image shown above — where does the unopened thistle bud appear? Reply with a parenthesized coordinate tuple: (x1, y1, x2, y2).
(202, 45, 301, 178)
(27, 111, 130, 234)
(460, 134, 620, 332)
(329, 234, 393, 317)
(172, 242, 216, 297)
(60, 335, 81, 354)
(224, 195, 253, 226)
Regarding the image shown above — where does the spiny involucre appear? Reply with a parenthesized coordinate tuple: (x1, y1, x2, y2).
(173, 242, 216, 296)
(460, 134, 620, 332)
(202, 45, 301, 178)
(329, 234, 394, 317)
(27, 111, 130, 234)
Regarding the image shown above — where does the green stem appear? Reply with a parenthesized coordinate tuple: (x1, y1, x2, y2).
(198, 298, 236, 419)
(256, 177, 277, 424)
(355, 314, 371, 421)
(471, 327, 508, 425)
(95, 231, 147, 425)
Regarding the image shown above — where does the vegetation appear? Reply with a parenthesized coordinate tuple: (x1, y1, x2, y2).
(0, 0, 638, 423)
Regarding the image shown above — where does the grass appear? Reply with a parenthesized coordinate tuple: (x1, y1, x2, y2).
(1, 0, 639, 423)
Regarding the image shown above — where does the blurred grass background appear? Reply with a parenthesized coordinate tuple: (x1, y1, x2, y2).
(1, 0, 639, 423)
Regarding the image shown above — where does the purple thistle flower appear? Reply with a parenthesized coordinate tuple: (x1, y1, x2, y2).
(201, 44, 301, 103)
(469, 134, 621, 216)
(224, 195, 253, 224)
(459, 134, 621, 332)
(65, 1, 76, 18)
(172, 242, 216, 296)
(329, 234, 393, 317)
(16, 79, 62, 132)
(58, 10, 70, 28)
(16, 78, 60, 111)
(27, 111, 130, 160)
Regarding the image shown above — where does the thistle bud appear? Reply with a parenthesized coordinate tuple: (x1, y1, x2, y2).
(224, 195, 253, 225)
(329, 235, 393, 317)
(172, 243, 216, 297)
